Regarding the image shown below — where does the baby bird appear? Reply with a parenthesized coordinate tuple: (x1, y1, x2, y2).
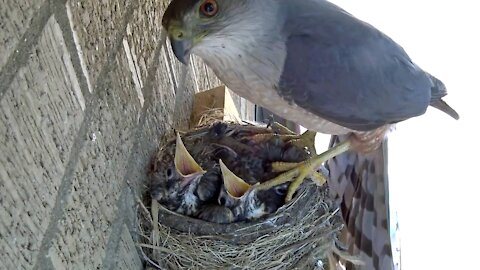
(197, 204, 235, 224)
(150, 133, 222, 216)
(218, 159, 289, 222)
(149, 121, 322, 223)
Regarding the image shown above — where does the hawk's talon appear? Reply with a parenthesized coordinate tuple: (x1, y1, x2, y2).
(289, 130, 317, 156)
(285, 163, 311, 201)
(310, 170, 327, 186)
(255, 167, 300, 191)
(247, 129, 316, 153)
(271, 161, 301, 172)
(257, 140, 351, 202)
(271, 161, 326, 185)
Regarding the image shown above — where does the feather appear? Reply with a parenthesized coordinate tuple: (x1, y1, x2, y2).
(327, 134, 394, 270)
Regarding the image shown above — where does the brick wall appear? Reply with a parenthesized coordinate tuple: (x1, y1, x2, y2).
(0, 1, 253, 269)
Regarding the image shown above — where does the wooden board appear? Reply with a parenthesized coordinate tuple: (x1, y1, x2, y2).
(190, 85, 242, 127)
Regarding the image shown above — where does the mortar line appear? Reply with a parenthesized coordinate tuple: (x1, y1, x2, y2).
(33, 0, 141, 268)
(0, 1, 52, 102)
(33, 83, 99, 270)
(51, 0, 92, 99)
(102, 31, 165, 270)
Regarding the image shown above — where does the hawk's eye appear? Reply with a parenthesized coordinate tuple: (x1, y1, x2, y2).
(200, 0, 218, 17)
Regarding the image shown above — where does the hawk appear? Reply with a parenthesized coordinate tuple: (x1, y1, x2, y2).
(161, 1, 459, 269)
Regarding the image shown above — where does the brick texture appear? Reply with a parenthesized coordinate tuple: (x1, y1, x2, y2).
(0, 0, 256, 269)
(65, 0, 132, 89)
(114, 225, 143, 270)
(48, 50, 142, 269)
(0, 0, 45, 71)
(0, 16, 84, 269)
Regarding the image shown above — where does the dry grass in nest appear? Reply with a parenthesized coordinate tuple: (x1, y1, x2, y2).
(137, 183, 343, 270)
(137, 110, 344, 269)
(195, 107, 242, 127)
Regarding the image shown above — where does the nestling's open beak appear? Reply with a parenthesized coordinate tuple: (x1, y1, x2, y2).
(174, 133, 206, 187)
(219, 159, 251, 198)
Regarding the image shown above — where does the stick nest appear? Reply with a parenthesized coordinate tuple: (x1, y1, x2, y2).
(137, 110, 343, 269)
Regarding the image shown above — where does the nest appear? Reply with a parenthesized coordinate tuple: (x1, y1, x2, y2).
(137, 111, 344, 269)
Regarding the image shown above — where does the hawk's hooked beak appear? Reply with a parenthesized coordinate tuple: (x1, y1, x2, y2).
(219, 159, 251, 198)
(167, 27, 193, 65)
(174, 133, 206, 187)
(170, 38, 192, 65)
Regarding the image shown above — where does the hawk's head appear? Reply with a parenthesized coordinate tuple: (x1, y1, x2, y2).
(162, 0, 278, 64)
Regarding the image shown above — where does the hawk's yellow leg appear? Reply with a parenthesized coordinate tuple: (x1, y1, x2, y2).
(271, 162, 327, 187)
(256, 140, 352, 202)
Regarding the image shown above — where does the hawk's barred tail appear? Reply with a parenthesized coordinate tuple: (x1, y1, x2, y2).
(327, 135, 394, 270)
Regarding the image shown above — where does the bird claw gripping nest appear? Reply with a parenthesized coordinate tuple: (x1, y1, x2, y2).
(149, 121, 329, 224)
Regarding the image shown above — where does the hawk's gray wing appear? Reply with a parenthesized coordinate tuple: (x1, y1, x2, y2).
(277, 0, 433, 131)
